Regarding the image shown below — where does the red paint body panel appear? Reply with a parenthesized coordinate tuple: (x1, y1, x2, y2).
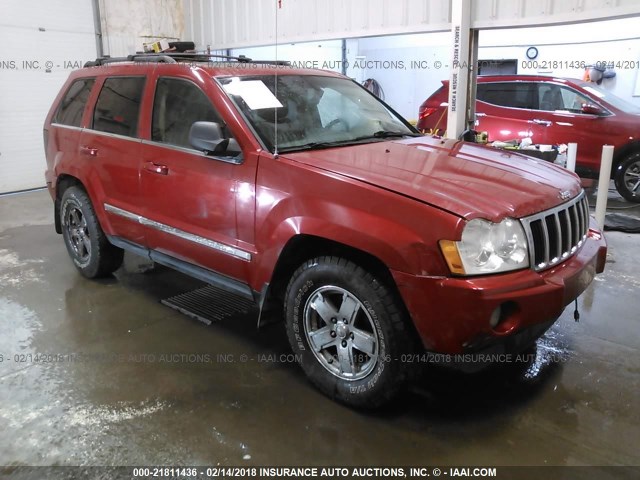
(44, 62, 607, 355)
(417, 75, 640, 173)
(393, 221, 606, 352)
(285, 136, 582, 221)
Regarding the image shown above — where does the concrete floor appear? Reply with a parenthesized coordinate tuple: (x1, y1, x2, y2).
(0, 189, 639, 470)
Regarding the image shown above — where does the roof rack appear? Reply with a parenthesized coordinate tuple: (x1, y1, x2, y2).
(83, 52, 291, 68)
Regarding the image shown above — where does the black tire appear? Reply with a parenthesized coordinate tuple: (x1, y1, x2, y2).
(284, 256, 415, 408)
(614, 152, 640, 203)
(60, 186, 123, 278)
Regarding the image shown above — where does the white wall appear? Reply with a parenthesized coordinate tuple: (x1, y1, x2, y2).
(223, 17, 640, 121)
(231, 40, 344, 72)
(185, 0, 451, 49)
(184, 0, 640, 49)
(356, 33, 449, 120)
(480, 18, 640, 107)
(100, 0, 185, 56)
(0, 0, 97, 193)
(354, 17, 640, 120)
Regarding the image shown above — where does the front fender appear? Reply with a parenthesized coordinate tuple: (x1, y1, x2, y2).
(250, 195, 455, 292)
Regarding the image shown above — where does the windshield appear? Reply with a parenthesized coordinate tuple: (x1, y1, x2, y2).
(218, 74, 417, 152)
(581, 83, 640, 115)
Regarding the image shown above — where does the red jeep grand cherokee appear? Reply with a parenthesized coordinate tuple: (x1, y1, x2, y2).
(418, 75, 640, 202)
(44, 54, 606, 407)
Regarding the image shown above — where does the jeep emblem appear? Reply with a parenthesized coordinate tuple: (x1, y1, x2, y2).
(559, 190, 571, 200)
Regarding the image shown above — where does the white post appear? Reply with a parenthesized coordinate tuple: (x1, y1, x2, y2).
(594, 145, 614, 230)
(445, 0, 472, 140)
(566, 143, 577, 172)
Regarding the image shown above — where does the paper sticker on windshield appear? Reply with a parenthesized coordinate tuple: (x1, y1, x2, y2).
(223, 80, 283, 110)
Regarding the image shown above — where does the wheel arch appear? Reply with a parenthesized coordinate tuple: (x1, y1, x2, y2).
(54, 174, 86, 234)
(257, 234, 422, 350)
(269, 233, 399, 304)
(612, 140, 640, 177)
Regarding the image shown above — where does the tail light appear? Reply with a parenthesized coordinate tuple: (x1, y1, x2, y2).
(419, 106, 437, 120)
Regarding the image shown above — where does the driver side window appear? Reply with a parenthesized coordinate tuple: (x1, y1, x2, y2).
(536, 84, 591, 113)
(559, 87, 592, 114)
(152, 77, 239, 155)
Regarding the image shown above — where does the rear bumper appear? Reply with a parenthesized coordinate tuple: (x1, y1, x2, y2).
(393, 219, 607, 354)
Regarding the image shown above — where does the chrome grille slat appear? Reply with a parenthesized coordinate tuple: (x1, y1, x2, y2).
(576, 200, 584, 241)
(582, 197, 590, 238)
(553, 213, 562, 261)
(521, 191, 589, 271)
(540, 219, 550, 265)
(570, 205, 579, 251)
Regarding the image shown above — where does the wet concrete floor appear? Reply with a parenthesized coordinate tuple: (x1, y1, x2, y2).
(0, 189, 639, 470)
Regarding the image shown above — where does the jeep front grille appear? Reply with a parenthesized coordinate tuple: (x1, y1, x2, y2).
(521, 191, 590, 271)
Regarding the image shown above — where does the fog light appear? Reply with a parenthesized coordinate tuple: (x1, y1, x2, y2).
(489, 301, 520, 334)
(489, 306, 502, 328)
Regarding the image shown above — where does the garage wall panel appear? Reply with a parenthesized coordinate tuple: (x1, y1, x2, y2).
(184, 0, 452, 49)
(99, 0, 185, 57)
(185, 0, 640, 50)
(472, 0, 640, 28)
(0, 0, 97, 194)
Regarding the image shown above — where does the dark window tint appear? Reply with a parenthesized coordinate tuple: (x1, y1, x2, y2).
(93, 77, 145, 137)
(476, 82, 537, 110)
(477, 59, 517, 75)
(54, 78, 95, 127)
(152, 78, 239, 156)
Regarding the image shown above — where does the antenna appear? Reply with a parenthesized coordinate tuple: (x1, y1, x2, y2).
(273, 0, 280, 157)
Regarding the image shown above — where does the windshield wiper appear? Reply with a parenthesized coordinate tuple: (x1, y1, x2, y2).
(278, 141, 349, 153)
(278, 131, 422, 153)
(371, 130, 422, 138)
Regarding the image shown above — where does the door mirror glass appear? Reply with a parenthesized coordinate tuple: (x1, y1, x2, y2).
(189, 121, 229, 153)
(581, 103, 604, 115)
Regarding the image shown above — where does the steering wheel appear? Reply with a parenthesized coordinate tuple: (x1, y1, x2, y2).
(326, 118, 349, 130)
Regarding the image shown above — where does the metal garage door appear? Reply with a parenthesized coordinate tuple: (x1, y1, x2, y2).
(0, 0, 97, 193)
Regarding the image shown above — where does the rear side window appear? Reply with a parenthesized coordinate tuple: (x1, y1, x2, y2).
(54, 78, 95, 127)
(477, 82, 537, 110)
(92, 77, 145, 137)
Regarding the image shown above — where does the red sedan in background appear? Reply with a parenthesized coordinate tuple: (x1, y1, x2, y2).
(417, 75, 640, 202)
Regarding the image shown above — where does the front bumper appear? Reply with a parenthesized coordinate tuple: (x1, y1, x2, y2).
(392, 219, 607, 354)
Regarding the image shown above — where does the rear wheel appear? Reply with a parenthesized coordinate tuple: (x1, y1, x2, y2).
(614, 152, 640, 203)
(60, 186, 123, 278)
(284, 256, 415, 408)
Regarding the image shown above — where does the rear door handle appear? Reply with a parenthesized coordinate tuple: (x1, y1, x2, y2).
(531, 119, 552, 126)
(80, 146, 98, 157)
(143, 161, 169, 175)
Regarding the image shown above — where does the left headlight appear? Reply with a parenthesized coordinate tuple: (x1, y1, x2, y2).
(439, 218, 529, 275)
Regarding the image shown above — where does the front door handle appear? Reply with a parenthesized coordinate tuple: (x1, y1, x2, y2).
(531, 119, 553, 126)
(143, 161, 169, 175)
(80, 146, 98, 157)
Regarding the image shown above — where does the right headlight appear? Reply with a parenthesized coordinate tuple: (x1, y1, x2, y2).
(439, 218, 529, 276)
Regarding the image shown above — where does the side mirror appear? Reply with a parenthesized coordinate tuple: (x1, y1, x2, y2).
(189, 121, 229, 154)
(581, 103, 604, 116)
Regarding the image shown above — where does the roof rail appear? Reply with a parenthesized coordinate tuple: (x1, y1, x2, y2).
(83, 52, 290, 68)
(84, 55, 177, 67)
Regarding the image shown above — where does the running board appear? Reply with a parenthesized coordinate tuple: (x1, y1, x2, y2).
(107, 235, 255, 300)
(161, 285, 256, 325)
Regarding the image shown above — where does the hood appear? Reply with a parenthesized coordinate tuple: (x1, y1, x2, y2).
(283, 136, 582, 221)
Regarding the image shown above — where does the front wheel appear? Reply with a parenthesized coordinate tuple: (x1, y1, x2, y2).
(284, 256, 415, 408)
(614, 152, 640, 203)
